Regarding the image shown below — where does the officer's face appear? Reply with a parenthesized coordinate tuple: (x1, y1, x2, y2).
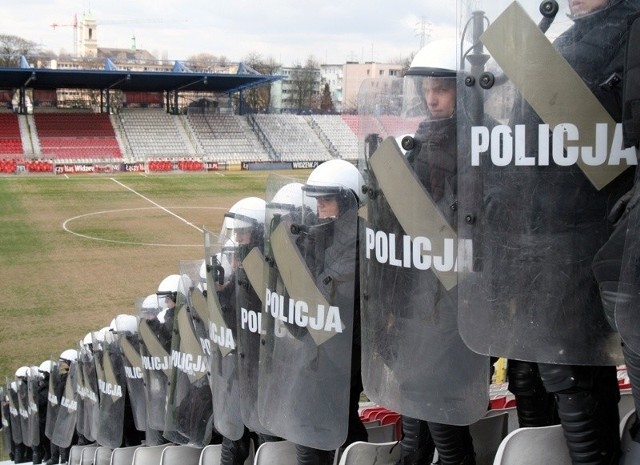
(316, 195, 339, 219)
(234, 228, 252, 245)
(423, 78, 456, 119)
(568, 0, 608, 16)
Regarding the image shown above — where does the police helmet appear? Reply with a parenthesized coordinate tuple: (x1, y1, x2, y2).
(59, 349, 78, 364)
(112, 314, 138, 334)
(38, 360, 53, 374)
(15, 366, 29, 379)
(221, 197, 266, 246)
(302, 160, 364, 213)
(402, 38, 468, 119)
(157, 274, 182, 308)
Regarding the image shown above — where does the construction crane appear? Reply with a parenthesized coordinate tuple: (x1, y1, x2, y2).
(50, 14, 79, 56)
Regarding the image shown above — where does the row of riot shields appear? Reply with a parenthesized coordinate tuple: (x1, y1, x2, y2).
(354, 0, 639, 431)
(10, 0, 640, 451)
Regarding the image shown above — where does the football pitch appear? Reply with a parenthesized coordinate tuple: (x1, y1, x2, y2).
(0, 170, 310, 384)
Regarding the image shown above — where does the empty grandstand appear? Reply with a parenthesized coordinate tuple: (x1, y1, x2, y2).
(0, 62, 406, 174)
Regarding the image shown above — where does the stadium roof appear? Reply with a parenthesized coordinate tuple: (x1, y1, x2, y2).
(0, 59, 282, 94)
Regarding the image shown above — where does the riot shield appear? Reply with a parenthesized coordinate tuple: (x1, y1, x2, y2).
(45, 361, 60, 440)
(357, 74, 490, 424)
(79, 340, 99, 442)
(138, 297, 186, 444)
(456, 0, 636, 364)
(96, 331, 127, 448)
(258, 180, 357, 450)
(1, 388, 12, 455)
(120, 310, 147, 432)
(204, 231, 245, 442)
(8, 381, 22, 445)
(613, 14, 640, 352)
(164, 261, 214, 447)
(233, 189, 294, 436)
(17, 376, 30, 447)
(27, 367, 41, 446)
(615, 177, 640, 351)
(51, 361, 78, 448)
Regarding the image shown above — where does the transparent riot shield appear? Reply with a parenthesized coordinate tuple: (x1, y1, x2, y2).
(1, 388, 12, 454)
(164, 261, 214, 447)
(120, 310, 146, 432)
(615, 178, 640, 351)
(456, 0, 636, 365)
(95, 331, 127, 448)
(235, 187, 297, 436)
(45, 361, 60, 440)
(51, 361, 78, 448)
(17, 376, 30, 447)
(258, 182, 357, 450)
(8, 381, 22, 445)
(79, 341, 99, 442)
(75, 361, 86, 440)
(357, 74, 490, 424)
(138, 294, 186, 444)
(27, 367, 41, 447)
(204, 231, 244, 442)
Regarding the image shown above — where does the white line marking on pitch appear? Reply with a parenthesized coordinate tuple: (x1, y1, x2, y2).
(110, 178, 203, 233)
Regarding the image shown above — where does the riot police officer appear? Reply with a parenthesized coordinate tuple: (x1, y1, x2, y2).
(298, 160, 368, 465)
(214, 197, 269, 465)
(455, 0, 640, 463)
(592, 7, 640, 464)
(358, 38, 490, 465)
(34, 361, 52, 464)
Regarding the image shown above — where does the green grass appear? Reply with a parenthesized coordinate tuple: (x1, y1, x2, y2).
(0, 170, 310, 381)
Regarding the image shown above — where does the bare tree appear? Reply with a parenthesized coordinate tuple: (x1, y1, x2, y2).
(0, 34, 39, 67)
(241, 52, 281, 113)
(288, 55, 321, 113)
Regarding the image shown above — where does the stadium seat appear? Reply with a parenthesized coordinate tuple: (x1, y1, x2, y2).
(492, 425, 571, 465)
(69, 444, 97, 465)
(365, 423, 396, 443)
(337, 441, 400, 465)
(80, 445, 100, 465)
(620, 409, 637, 444)
(620, 390, 635, 420)
(160, 445, 203, 465)
(254, 440, 298, 465)
(131, 444, 170, 465)
(93, 446, 112, 465)
(110, 446, 140, 465)
(199, 444, 222, 465)
(470, 411, 509, 465)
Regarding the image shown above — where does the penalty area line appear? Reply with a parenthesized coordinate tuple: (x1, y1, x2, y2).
(110, 178, 203, 233)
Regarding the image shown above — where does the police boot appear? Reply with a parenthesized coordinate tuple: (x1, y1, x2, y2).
(427, 422, 475, 465)
(396, 416, 434, 465)
(33, 446, 42, 464)
(60, 447, 69, 464)
(295, 444, 333, 465)
(507, 359, 558, 427)
(554, 389, 621, 465)
(220, 432, 251, 465)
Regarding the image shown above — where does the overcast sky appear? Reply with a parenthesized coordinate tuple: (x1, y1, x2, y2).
(4, 0, 462, 66)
